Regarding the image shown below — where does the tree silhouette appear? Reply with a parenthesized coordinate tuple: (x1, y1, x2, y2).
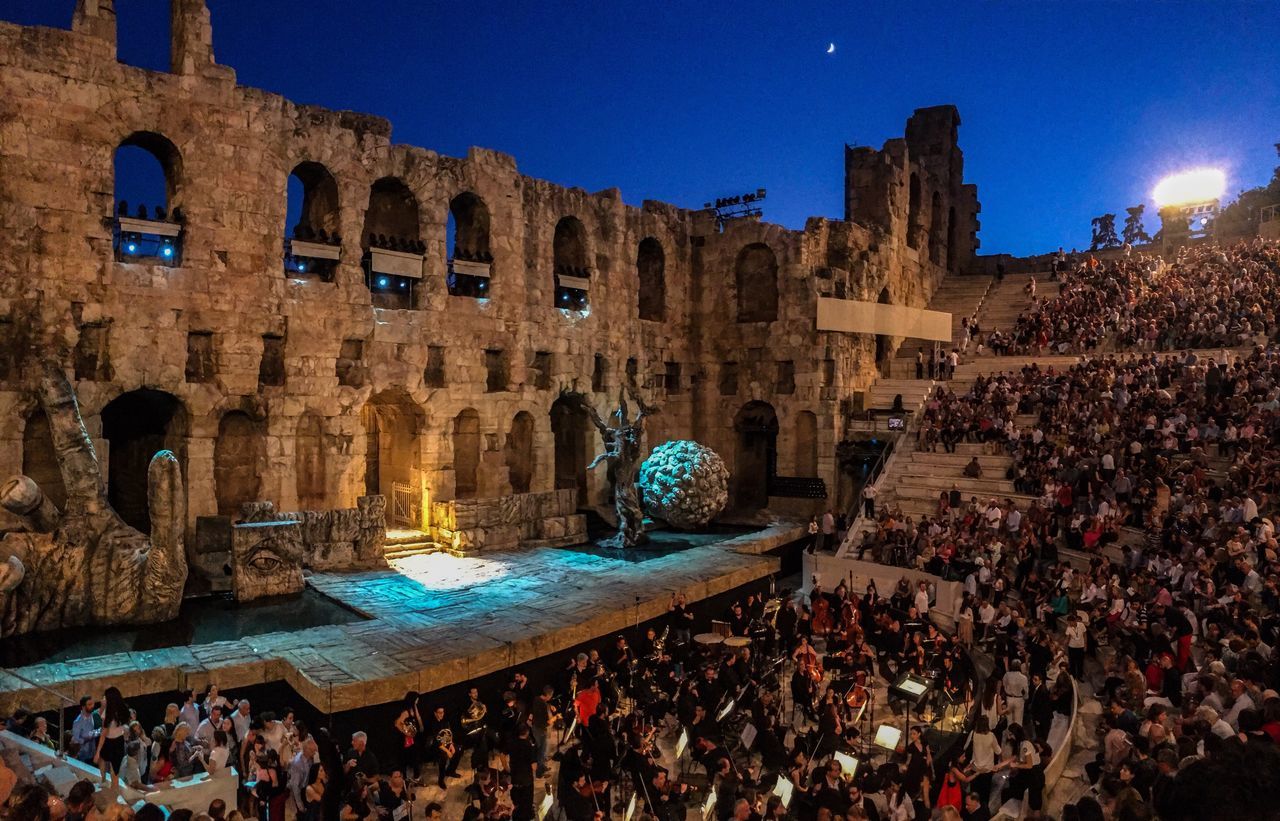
(1122, 204, 1152, 246)
(1089, 213, 1120, 250)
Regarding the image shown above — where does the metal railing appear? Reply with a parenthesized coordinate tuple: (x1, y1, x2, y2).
(1, 666, 77, 757)
(1262, 204, 1279, 224)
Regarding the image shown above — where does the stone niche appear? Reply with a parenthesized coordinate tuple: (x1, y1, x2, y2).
(230, 519, 303, 601)
(239, 496, 387, 571)
(431, 488, 585, 553)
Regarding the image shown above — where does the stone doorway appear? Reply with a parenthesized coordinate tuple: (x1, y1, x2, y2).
(550, 396, 591, 508)
(101, 389, 187, 532)
(733, 400, 778, 510)
(360, 390, 423, 525)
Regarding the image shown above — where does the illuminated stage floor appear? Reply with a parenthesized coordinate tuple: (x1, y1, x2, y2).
(0, 522, 802, 714)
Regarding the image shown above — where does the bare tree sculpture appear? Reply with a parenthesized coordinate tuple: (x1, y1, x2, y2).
(0, 364, 188, 637)
(562, 387, 658, 549)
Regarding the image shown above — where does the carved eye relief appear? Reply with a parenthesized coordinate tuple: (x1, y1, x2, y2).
(244, 548, 284, 574)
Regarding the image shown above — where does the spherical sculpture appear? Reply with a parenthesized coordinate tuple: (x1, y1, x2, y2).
(639, 440, 729, 530)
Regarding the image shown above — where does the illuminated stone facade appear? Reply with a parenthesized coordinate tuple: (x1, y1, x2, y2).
(0, 1, 980, 561)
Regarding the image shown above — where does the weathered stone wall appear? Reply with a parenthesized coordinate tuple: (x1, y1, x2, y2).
(431, 488, 585, 552)
(238, 497, 387, 572)
(0, 2, 981, 530)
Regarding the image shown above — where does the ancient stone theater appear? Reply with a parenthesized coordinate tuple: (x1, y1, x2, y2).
(0, 0, 977, 707)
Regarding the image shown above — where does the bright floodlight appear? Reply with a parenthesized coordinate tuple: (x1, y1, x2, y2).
(1153, 168, 1226, 208)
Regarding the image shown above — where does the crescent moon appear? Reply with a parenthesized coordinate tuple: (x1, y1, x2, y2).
(827, 43, 836, 54)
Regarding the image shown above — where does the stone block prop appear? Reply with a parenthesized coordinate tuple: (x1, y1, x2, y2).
(432, 489, 581, 552)
(230, 520, 303, 601)
(239, 496, 387, 571)
(639, 440, 729, 529)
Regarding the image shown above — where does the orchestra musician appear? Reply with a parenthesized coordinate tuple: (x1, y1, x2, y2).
(393, 691, 422, 780)
(422, 705, 462, 789)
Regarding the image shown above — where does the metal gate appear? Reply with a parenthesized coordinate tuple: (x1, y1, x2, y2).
(390, 481, 418, 528)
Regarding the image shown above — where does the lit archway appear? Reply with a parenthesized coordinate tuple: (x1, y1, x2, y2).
(361, 390, 424, 525)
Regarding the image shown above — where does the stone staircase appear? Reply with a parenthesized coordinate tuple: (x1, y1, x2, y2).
(890, 275, 995, 378)
(972, 271, 1059, 337)
(383, 528, 442, 561)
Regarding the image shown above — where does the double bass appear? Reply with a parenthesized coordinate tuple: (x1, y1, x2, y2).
(811, 596, 834, 636)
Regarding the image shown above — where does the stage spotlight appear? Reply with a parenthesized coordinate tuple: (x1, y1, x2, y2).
(873, 724, 902, 751)
(398, 281, 407, 289)
(296, 260, 306, 272)
(1153, 167, 1226, 208)
(161, 239, 174, 259)
(378, 277, 389, 288)
(125, 240, 138, 254)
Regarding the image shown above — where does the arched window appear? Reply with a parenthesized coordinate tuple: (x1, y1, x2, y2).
(113, 132, 183, 264)
(214, 410, 266, 518)
(929, 191, 944, 265)
(284, 161, 341, 280)
(637, 237, 666, 321)
(553, 216, 590, 310)
(453, 409, 481, 500)
(505, 411, 535, 494)
(907, 173, 922, 249)
(362, 178, 423, 309)
(447, 192, 493, 298)
(735, 243, 778, 323)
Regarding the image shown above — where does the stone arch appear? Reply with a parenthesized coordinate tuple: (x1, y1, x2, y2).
(874, 286, 893, 376)
(550, 395, 592, 507)
(286, 161, 341, 240)
(360, 389, 423, 503)
(735, 243, 778, 323)
(733, 400, 778, 510)
(214, 410, 266, 518)
(114, 131, 182, 215)
(505, 411, 536, 495)
(553, 216, 590, 309)
(448, 192, 492, 262)
(929, 191, 944, 265)
(907, 172, 922, 249)
(794, 410, 818, 477)
(362, 177, 420, 249)
(101, 388, 188, 532)
(947, 205, 958, 271)
(295, 411, 327, 510)
(22, 409, 66, 511)
(637, 237, 666, 321)
(553, 216, 589, 274)
(453, 408, 481, 500)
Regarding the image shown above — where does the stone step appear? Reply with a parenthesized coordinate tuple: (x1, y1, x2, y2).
(907, 452, 1015, 470)
(891, 482, 1036, 504)
(894, 472, 1020, 495)
(383, 540, 445, 560)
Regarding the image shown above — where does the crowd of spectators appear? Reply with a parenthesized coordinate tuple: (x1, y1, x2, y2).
(1001, 242, 1280, 356)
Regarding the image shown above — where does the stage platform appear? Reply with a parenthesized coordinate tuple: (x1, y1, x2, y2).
(0, 522, 803, 715)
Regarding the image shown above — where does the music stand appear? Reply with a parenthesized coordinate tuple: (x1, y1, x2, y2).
(891, 672, 932, 731)
(873, 724, 902, 753)
(833, 751, 859, 779)
(739, 723, 758, 751)
(624, 793, 637, 821)
(701, 789, 717, 820)
(772, 775, 794, 810)
(535, 789, 555, 821)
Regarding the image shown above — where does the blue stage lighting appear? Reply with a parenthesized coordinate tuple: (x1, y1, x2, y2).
(398, 281, 407, 289)
(126, 242, 137, 254)
(297, 260, 306, 272)
(378, 277, 389, 288)
(162, 246, 173, 258)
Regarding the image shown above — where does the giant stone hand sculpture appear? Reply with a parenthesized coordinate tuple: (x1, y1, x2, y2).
(0, 365, 188, 637)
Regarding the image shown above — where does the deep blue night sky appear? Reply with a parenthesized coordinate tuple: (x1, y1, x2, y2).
(4, 1, 1278, 255)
